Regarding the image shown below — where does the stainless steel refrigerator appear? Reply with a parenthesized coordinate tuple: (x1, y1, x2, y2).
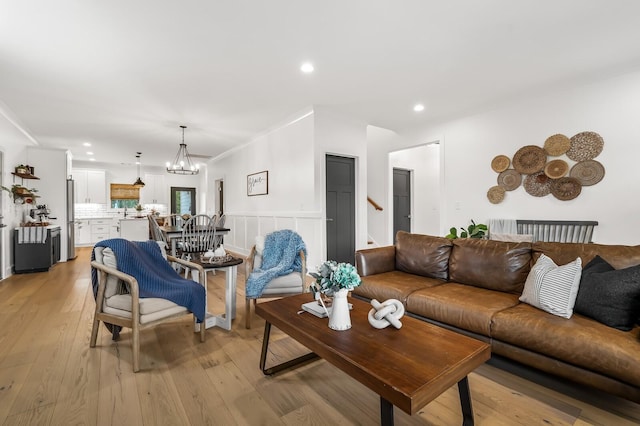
(67, 179, 76, 260)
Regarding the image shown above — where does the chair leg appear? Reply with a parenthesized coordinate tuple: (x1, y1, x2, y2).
(245, 297, 251, 329)
(132, 323, 140, 373)
(90, 317, 100, 347)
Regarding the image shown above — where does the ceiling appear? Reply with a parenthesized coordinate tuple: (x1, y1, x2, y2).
(2, 1, 640, 167)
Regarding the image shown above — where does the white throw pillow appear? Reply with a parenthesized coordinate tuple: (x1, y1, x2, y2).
(255, 235, 265, 255)
(519, 254, 582, 319)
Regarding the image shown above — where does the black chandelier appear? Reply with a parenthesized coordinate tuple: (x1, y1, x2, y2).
(166, 125, 199, 175)
(133, 152, 145, 187)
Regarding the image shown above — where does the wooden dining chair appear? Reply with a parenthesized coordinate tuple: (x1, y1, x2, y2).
(148, 214, 168, 247)
(179, 214, 216, 277)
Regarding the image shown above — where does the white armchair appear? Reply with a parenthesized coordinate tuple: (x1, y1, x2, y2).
(244, 235, 307, 328)
(90, 242, 206, 372)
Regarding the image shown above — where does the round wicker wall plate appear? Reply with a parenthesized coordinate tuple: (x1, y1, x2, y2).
(487, 185, 506, 204)
(497, 169, 522, 191)
(570, 160, 605, 186)
(544, 134, 571, 156)
(551, 177, 582, 201)
(523, 171, 552, 197)
(544, 159, 569, 179)
(567, 131, 604, 161)
(491, 155, 510, 173)
(512, 145, 546, 174)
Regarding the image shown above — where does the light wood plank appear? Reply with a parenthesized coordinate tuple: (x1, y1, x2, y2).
(0, 247, 637, 426)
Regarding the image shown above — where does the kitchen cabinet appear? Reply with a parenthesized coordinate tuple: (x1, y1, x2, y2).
(14, 226, 61, 273)
(75, 220, 91, 245)
(90, 218, 111, 242)
(73, 169, 106, 204)
(141, 174, 167, 204)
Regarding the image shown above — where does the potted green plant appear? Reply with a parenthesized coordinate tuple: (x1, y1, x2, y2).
(445, 219, 488, 239)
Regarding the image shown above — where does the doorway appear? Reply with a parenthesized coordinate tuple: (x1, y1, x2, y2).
(388, 141, 441, 239)
(214, 179, 224, 216)
(170, 187, 196, 215)
(393, 168, 411, 242)
(325, 155, 355, 264)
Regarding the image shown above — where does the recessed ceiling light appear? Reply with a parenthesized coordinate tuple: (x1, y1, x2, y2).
(413, 104, 425, 112)
(89, 158, 96, 161)
(83, 142, 91, 147)
(87, 151, 93, 155)
(300, 62, 314, 73)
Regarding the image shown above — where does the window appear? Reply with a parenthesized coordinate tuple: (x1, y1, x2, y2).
(170, 187, 196, 215)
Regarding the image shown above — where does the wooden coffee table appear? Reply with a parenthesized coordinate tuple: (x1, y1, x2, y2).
(255, 293, 491, 425)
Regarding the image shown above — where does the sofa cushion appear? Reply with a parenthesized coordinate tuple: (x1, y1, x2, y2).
(533, 241, 640, 270)
(519, 254, 582, 319)
(574, 257, 640, 331)
(352, 271, 444, 304)
(395, 231, 452, 280)
(491, 303, 640, 388)
(406, 283, 520, 336)
(449, 238, 532, 293)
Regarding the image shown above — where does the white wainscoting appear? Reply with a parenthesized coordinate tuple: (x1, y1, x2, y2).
(223, 211, 325, 270)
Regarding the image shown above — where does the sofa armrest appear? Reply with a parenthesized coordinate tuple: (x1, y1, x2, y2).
(355, 246, 396, 276)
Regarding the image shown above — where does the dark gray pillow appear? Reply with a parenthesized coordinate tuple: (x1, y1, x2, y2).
(574, 257, 640, 331)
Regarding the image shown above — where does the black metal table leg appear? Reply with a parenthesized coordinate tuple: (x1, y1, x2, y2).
(458, 376, 474, 426)
(380, 397, 394, 426)
(259, 321, 319, 375)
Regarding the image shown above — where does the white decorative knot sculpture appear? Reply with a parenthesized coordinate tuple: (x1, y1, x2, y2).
(368, 299, 405, 329)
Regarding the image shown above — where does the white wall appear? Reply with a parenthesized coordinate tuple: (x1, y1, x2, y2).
(207, 109, 321, 266)
(395, 70, 640, 245)
(0, 111, 35, 278)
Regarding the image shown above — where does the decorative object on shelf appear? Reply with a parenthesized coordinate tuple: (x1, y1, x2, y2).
(512, 145, 547, 174)
(15, 164, 29, 174)
(491, 155, 510, 173)
(368, 299, 405, 329)
(551, 177, 582, 201)
(487, 185, 505, 204)
(166, 125, 199, 175)
(1, 184, 39, 204)
(567, 131, 604, 162)
(445, 219, 488, 239)
(544, 159, 569, 179)
(497, 169, 522, 191)
(570, 160, 605, 186)
(247, 170, 268, 196)
(310, 260, 361, 331)
(523, 172, 553, 197)
(543, 134, 571, 156)
(133, 152, 145, 187)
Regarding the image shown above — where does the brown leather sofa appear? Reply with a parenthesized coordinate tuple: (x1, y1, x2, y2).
(353, 231, 640, 403)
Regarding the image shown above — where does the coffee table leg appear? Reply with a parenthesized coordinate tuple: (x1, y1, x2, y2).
(259, 321, 319, 375)
(380, 397, 394, 426)
(458, 376, 474, 426)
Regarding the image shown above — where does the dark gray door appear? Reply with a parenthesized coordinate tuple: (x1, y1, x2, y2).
(393, 168, 411, 242)
(326, 155, 355, 264)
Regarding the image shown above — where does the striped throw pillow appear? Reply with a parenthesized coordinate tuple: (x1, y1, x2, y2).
(519, 254, 582, 319)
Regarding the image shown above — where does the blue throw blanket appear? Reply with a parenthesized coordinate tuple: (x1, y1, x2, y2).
(91, 238, 206, 323)
(245, 230, 306, 298)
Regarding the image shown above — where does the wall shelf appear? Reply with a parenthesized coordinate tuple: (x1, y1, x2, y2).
(11, 172, 40, 180)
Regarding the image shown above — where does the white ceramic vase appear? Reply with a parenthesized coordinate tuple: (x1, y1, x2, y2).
(328, 288, 351, 331)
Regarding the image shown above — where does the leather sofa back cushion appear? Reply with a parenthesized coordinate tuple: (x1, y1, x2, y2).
(395, 231, 452, 280)
(533, 242, 640, 270)
(449, 238, 532, 293)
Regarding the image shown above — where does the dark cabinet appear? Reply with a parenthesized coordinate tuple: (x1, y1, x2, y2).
(13, 226, 61, 273)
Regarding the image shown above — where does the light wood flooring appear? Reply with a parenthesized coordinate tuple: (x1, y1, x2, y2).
(0, 247, 639, 425)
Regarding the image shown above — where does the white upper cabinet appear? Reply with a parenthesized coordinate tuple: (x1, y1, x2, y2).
(73, 169, 106, 204)
(141, 174, 167, 204)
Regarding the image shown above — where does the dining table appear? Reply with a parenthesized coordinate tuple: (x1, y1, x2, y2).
(160, 224, 231, 257)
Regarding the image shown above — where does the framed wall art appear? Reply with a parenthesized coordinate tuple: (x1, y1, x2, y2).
(247, 170, 268, 196)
